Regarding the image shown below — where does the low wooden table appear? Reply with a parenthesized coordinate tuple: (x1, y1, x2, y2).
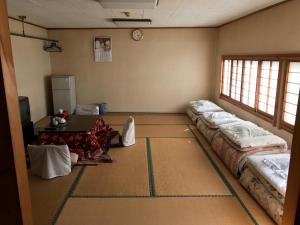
(34, 115, 112, 162)
(35, 115, 99, 133)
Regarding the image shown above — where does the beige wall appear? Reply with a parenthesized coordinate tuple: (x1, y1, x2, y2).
(49, 28, 217, 112)
(9, 19, 52, 122)
(213, 0, 300, 147)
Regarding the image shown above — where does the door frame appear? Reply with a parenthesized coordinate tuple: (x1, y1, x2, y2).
(0, 0, 33, 224)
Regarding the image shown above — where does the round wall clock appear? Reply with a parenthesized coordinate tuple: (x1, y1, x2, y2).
(132, 29, 143, 41)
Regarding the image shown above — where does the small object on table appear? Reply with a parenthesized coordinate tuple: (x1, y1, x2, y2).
(56, 109, 70, 119)
(52, 117, 59, 126)
(57, 117, 66, 124)
(51, 116, 67, 127)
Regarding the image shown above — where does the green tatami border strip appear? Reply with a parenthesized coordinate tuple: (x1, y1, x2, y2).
(146, 137, 156, 197)
(188, 125, 259, 225)
(70, 194, 233, 199)
(51, 166, 86, 225)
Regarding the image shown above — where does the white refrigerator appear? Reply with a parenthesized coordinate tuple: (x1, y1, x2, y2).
(51, 75, 76, 114)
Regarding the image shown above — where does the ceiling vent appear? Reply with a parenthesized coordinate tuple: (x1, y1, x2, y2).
(112, 18, 152, 27)
(99, 0, 159, 9)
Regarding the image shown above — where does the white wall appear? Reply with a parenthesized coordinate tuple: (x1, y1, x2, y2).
(48, 28, 217, 112)
(9, 19, 52, 122)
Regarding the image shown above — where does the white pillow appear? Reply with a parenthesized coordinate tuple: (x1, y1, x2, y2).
(122, 116, 135, 147)
(189, 100, 223, 114)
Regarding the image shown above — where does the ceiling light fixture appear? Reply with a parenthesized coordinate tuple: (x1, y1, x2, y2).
(112, 18, 152, 27)
(98, 0, 159, 9)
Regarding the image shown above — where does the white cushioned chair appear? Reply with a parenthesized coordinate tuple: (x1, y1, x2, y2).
(27, 144, 77, 179)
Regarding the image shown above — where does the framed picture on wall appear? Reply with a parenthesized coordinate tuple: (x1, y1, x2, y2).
(94, 36, 112, 62)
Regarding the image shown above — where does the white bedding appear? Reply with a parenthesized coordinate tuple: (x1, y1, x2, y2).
(246, 153, 290, 197)
(199, 111, 242, 128)
(188, 100, 223, 115)
(219, 121, 287, 149)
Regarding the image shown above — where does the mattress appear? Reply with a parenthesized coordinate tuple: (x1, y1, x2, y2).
(196, 112, 242, 143)
(240, 167, 283, 224)
(219, 121, 287, 150)
(186, 108, 201, 124)
(211, 132, 287, 177)
(239, 153, 290, 224)
(245, 153, 290, 197)
(196, 119, 219, 143)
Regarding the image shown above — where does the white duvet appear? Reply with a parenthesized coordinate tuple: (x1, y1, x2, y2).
(200, 111, 242, 128)
(247, 153, 290, 197)
(188, 100, 223, 115)
(220, 121, 287, 149)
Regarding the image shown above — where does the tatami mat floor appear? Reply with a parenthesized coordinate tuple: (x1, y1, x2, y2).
(29, 113, 275, 225)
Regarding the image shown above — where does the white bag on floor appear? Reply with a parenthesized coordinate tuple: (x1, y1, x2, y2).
(122, 116, 135, 146)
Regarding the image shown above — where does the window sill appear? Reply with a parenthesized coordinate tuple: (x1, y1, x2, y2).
(219, 94, 274, 125)
(279, 122, 294, 134)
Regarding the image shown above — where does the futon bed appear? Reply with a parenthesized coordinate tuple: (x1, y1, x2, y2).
(186, 107, 200, 123)
(211, 121, 288, 177)
(196, 111, 242, 143)
(186, 100, 223, 123)
(239, 153, 290, 224)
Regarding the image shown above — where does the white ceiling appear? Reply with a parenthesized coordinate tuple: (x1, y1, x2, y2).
(7, 0, 286, 28)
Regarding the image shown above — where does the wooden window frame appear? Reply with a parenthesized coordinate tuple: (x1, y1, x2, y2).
(220, 55, 281, 124)
(220, 54, 300, 132)
(279, 59, 300, 133)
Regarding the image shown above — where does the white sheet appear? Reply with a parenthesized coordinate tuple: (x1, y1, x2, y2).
(28, 145, 72, 179)
(199, 111, 242, 128)
(219, 121, 287, 149)
(188, 100, 223, 115)
(247, 153, 290, 197)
